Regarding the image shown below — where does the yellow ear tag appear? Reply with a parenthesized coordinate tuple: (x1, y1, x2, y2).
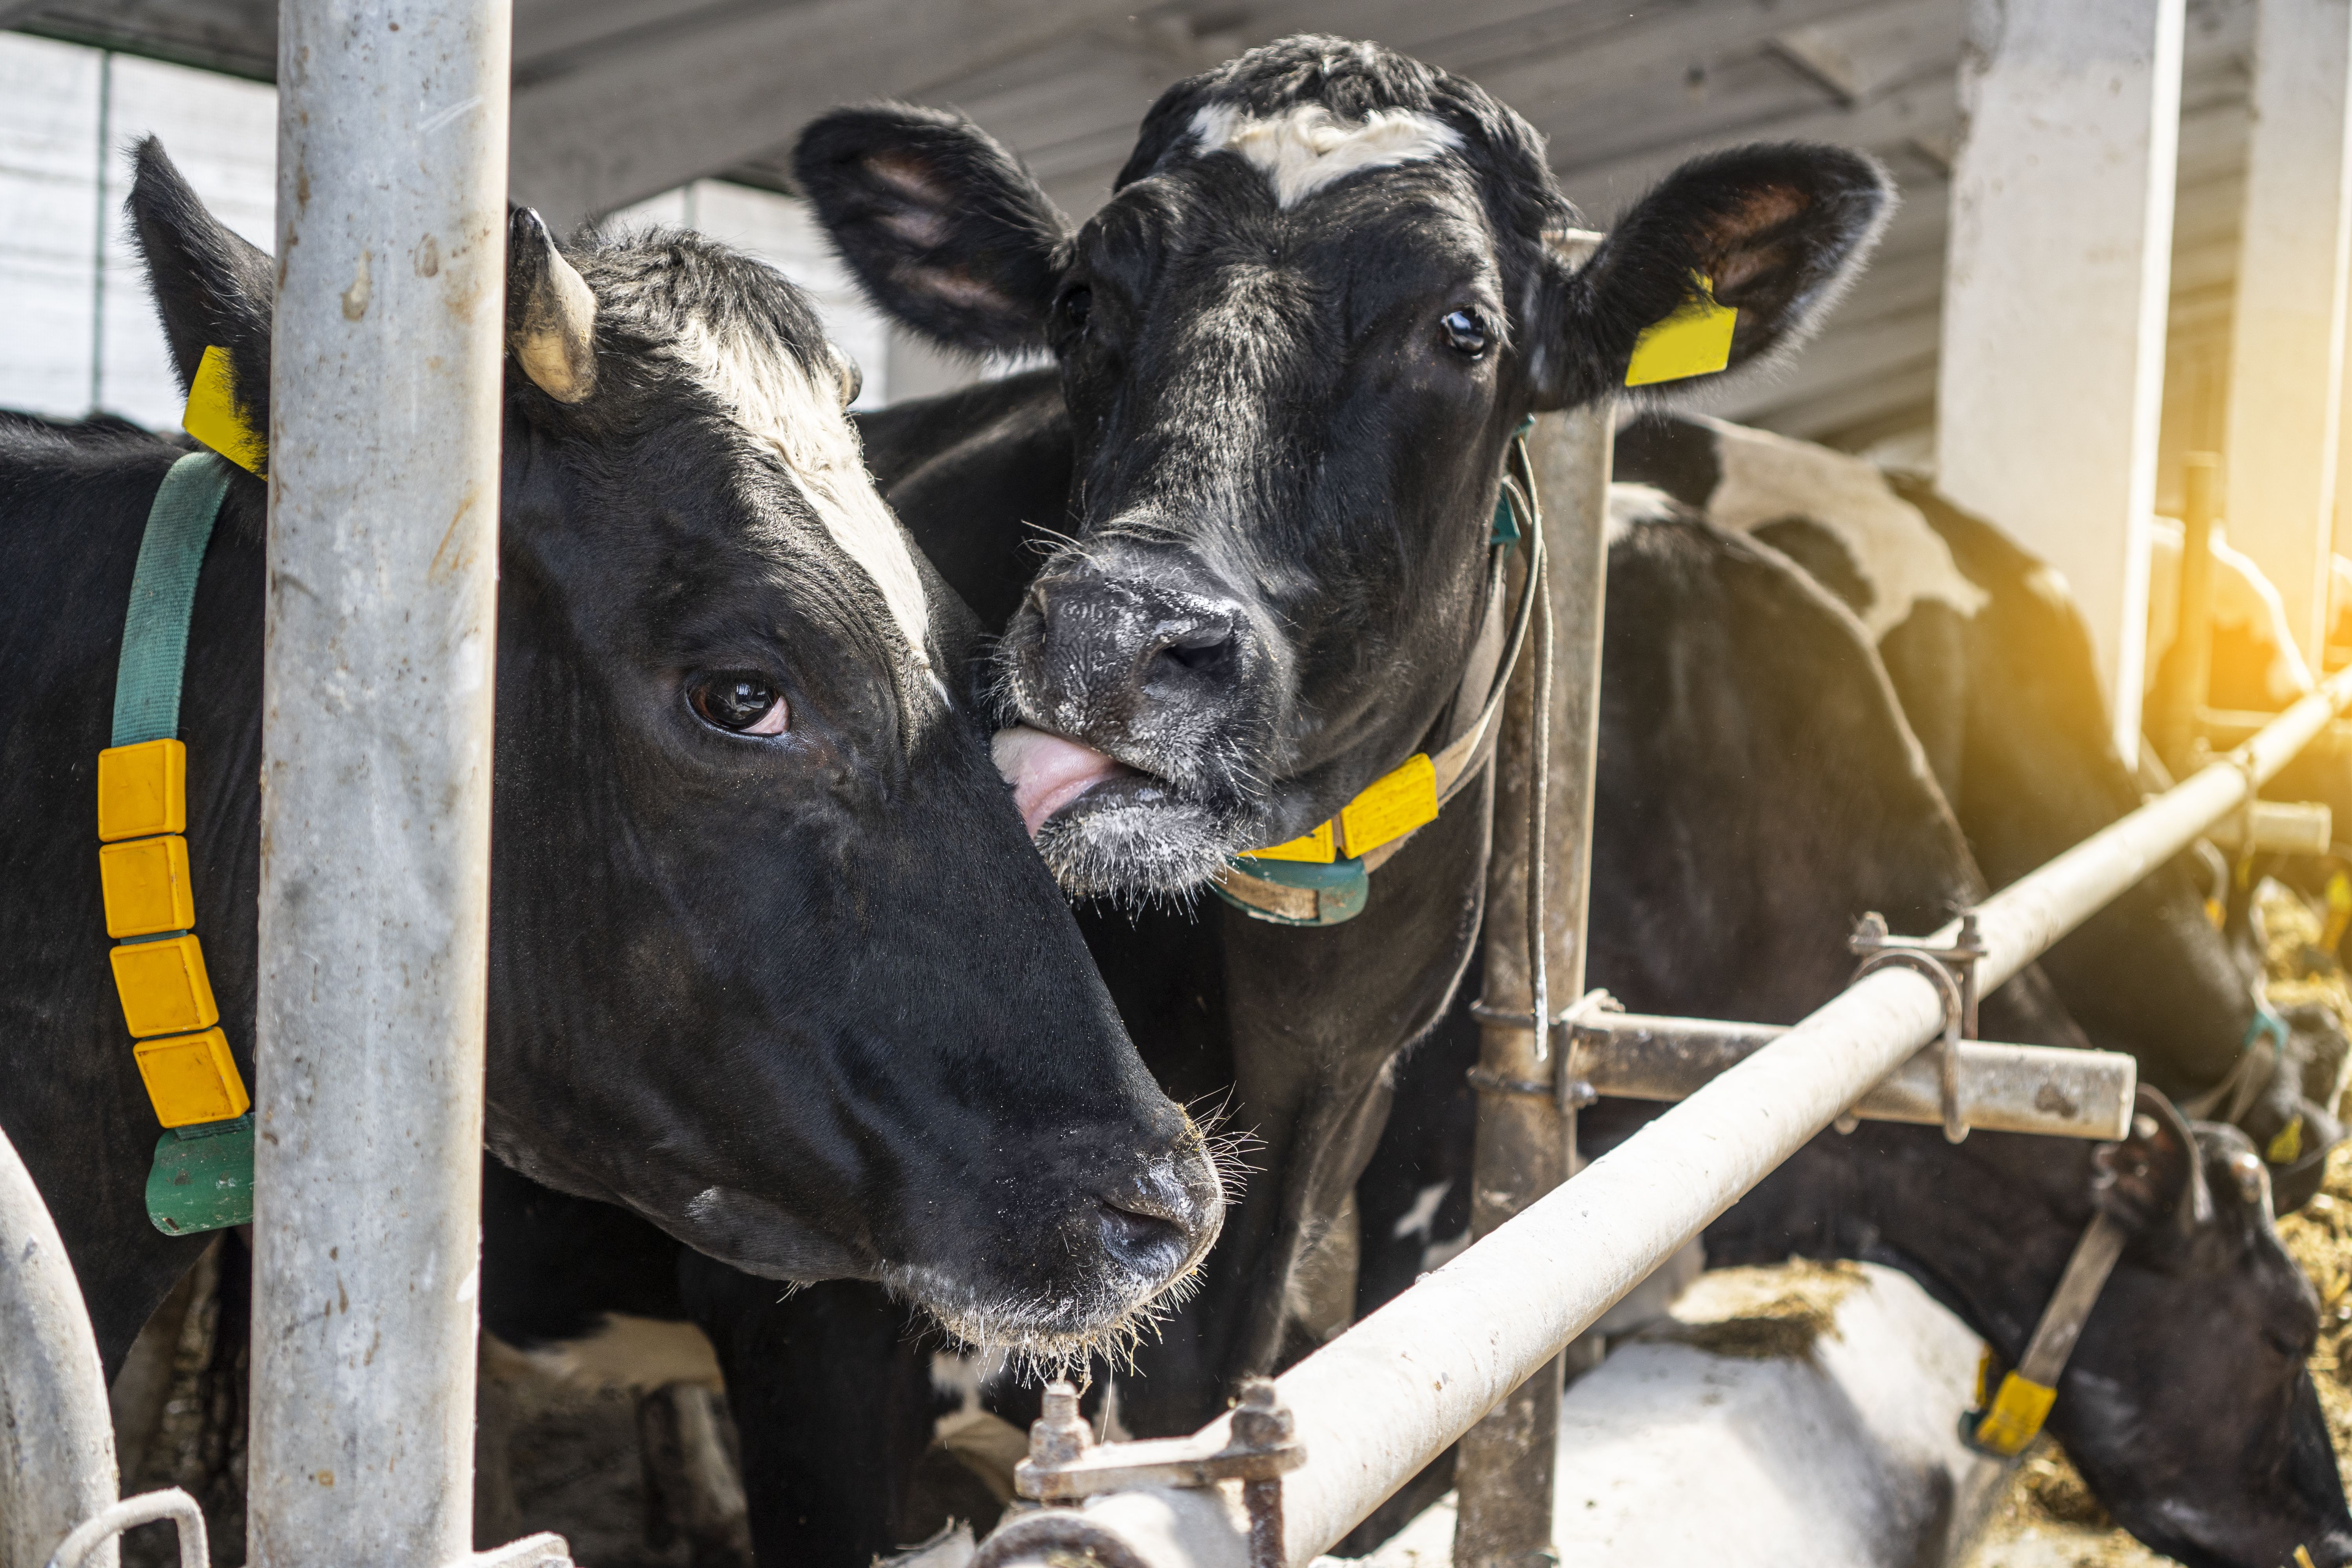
(1245, 820, 1336, 864)
(183, 345, 267, 475)
(1624, 274, 1737, 387)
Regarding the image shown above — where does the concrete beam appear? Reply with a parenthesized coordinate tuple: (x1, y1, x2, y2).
(2222, 0, 2352, 664)
(506, 0, 1136, 230)
(1936, 0, 2186, 759)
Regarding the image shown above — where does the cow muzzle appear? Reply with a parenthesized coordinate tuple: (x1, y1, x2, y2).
(995, 548, 1279, 895)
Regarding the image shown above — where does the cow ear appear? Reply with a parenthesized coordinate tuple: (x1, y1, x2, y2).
(794, 104, 1069, 356)
(2094, 1087, 2214, 1241)
(126, 137, 274, 446)
(1531, 143, 1891, 410)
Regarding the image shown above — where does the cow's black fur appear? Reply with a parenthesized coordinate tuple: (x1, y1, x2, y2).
(1350, 510, 2352, 1568)
(0, 142, 1222, 1380)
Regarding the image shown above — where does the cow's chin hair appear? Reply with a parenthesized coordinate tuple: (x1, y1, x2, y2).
(1033, 790, 1250, 904)
(880, 1258, 1209, 1383)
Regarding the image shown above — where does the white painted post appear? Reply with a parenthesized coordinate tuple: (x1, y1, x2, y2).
(1936, 0, 2185, 759)
(248, 2, 511, 1565)
(2223, 0, 2352, 666)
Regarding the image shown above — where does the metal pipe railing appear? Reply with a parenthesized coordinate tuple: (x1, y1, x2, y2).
(248, 4, 512, 1566)
(1577, 1014, 2135, 1140)
(0, 1122, 119, 1568)
(1455, 395, 1613, 1568)
(974, 657, 2352, 1568)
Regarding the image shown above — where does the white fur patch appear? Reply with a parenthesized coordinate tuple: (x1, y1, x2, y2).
(1607, 482, 1682, 544)
(673, 321, 935, 683)
(1700, 417, 1988, 640)
(1187, 102, 1462, 208)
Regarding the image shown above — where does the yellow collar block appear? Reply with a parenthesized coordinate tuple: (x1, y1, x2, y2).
(98, 739, 186, 842)
(134, 1027, 249, 1128)
(100, 833, 196, 938)
(111, 931, 219, 1039)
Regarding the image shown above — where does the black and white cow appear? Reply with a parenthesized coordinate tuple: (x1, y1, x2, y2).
(559, 30, 1883, 1563)
(1613, 413, 2349, 1206)
(1352, 503, 2352, 1568)
(0, 142, 1221, 1387)
(802, 31, 1889, 1428)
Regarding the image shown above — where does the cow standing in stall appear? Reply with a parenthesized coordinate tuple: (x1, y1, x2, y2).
(0, 142, 1223, 1504)
(1614, 414, 2350, 1206)
(628, 29, 1886, 1562)
(1348, 496, 2352, 1568)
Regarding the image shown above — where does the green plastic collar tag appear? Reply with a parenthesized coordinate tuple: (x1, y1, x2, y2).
(1212, 855, 1370, 927)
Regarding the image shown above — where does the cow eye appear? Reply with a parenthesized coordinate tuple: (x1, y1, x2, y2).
(1059, 285, 1093, 332)
(1441, 309, 1489, 357)
(688, 671, 788, 736)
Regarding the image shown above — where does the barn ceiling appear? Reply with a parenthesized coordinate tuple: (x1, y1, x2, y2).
(2, 0, 2259, 457)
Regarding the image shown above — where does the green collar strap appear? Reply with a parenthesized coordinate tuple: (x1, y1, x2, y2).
(97, 447, 253, 1235)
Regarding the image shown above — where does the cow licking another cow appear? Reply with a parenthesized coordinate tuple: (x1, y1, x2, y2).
(1, 31, 2345, 1568)
(0, 138, 1221, 1470)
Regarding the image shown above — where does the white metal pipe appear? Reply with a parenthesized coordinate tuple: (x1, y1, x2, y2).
(249, 4, 512, 1567)
(1581, 1015, 2136, 1140)
(976, 662, 2352, 1568)
(0, 1122, 118, 1568)
(45, 1490, 207, 1568)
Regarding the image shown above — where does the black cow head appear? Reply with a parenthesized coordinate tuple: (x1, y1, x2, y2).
(126, 138, 1221, 1362)
(799, 35, 1890, 895)
(2054, 1096, 2348, 1567)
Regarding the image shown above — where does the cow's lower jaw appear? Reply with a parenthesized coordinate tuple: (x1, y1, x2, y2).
(995, 723, 1257, 898)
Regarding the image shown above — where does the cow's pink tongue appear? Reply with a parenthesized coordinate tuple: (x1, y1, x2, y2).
(993, 725, 1130, 838)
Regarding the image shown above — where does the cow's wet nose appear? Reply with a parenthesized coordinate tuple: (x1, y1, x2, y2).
(1024, 558, 1254, 744)
(1094, 1147, 1223, 1285)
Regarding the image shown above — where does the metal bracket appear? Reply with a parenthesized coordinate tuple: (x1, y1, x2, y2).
(1009, 1378, 1303, 1568)
(1467, 989, 1616, 1110)
(1849, 912, 1982, 1143)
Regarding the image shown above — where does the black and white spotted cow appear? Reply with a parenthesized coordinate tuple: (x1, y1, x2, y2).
(1613, 412, 2348, 1206)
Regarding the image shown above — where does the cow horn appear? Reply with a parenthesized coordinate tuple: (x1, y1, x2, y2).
(506, 205, 598, 403)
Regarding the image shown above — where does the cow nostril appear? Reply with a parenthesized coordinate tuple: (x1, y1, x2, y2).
(1154, 621, 1238, 676)
(1096, 1199, 1187, 1266)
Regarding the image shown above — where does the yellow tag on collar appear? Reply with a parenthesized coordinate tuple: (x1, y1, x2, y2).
(1971, 1371, 2057, 1456)
(183, 345, 267, 476)
(1625, 274, 1737, 387)
(1247, 820, 1336, 864)
(1339, 752, 1439, 857)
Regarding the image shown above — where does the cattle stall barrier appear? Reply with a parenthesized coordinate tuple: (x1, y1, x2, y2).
(963, 410, 2352, 1568)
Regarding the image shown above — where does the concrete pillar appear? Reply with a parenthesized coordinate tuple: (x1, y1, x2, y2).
(247, 2, 511, 1565)
(1937, 0, 2186, 759)
(2226, 0, 2352, 666)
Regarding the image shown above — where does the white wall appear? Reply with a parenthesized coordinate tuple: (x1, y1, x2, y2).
(0, 34, 898, 423)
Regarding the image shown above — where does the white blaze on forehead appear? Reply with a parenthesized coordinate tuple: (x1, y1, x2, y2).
(1187, 102, 1463, 209)
(673, 321, 935, 680)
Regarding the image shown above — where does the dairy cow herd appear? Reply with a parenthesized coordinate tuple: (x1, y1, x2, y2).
(2, 32, 2347, 1568)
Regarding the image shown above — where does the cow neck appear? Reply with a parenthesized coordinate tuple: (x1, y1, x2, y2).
(100, 358, 263, 1236)
(1962, 1091, 2211, 1458)
(1211, 422, 1541, 928)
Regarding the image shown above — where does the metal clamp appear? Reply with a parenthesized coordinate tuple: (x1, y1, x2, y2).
(1000, 1377, 1304, 1568)
(1849, 911, 1985, 1039)
(1850, 940, 1969, 1143)
(1467, 989, 1614, 1110)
